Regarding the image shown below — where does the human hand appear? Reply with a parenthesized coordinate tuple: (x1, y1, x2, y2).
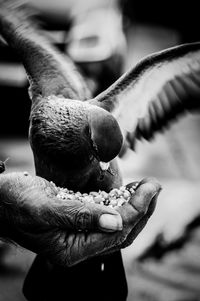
(0, 172, 161, 266)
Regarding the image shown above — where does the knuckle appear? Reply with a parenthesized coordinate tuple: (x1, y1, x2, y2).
(75, 207, 92, 230)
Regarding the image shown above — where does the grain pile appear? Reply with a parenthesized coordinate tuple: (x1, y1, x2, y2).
(53, 183, 139, 208)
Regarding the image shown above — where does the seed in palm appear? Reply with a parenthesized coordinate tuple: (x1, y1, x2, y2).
(54, 183, 139, 208)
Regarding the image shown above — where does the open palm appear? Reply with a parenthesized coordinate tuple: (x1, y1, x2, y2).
(0, 172, 160, 266)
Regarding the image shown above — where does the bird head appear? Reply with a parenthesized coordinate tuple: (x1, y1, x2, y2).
(87, 105, 123, 164)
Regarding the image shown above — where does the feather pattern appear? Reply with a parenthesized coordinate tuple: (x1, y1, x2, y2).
(92, 42, 200, 148)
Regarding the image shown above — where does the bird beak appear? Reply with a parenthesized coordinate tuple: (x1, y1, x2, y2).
(99, 161, 110, 171)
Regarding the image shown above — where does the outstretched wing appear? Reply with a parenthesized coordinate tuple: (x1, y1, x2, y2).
(0, 0, 91, 102)
(90, 42, 200, 149)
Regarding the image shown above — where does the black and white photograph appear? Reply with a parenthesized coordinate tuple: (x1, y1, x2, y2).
(0, 0, 200, 300)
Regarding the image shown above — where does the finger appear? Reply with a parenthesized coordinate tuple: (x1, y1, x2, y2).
(76, 202, 123, 232)
(120, 192, 159, 249)
(51, 189, 161, 267)
(63, 199, 158, 266)
(95, 192, 160, 257)
(117, 177, 162, 226)
(65, 178, 162, 264)
(130, 177, 161, 216)
(36, 178, 161, 266)
(38, 196, 159, 267)
(52, 200, 123, 232)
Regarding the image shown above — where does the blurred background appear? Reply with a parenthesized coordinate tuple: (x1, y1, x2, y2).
(1, 0, 200, 300)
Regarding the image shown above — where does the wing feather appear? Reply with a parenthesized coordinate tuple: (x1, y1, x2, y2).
(91, 42, 200, 149)
(0, 1, 91, 102)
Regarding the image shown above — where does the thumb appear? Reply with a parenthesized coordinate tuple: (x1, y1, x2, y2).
(53, 200, 123, 233)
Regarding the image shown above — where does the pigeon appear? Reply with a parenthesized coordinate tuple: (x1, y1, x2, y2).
(0, 1, 124, 193)
(1, 1, 200, 196)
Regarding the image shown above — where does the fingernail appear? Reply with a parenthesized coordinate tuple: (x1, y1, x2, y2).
(99, 214, 123, 231)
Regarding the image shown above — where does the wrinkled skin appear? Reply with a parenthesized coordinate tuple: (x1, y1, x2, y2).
(0, 172, 161, 266)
